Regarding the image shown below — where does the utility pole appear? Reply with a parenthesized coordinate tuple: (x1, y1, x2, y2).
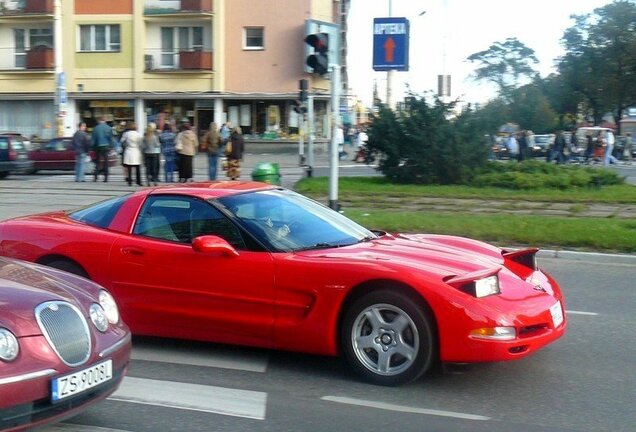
(53, 0, 65, 137)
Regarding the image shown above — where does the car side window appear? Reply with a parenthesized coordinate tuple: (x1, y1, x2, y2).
(134, 195, 246, 249)
(0, 137, 8, 150)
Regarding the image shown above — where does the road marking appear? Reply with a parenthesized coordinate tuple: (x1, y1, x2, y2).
(566, 310, 599, 316)
(131, 341, 269, 373)
(109, 377, 267, 420)
(321, 396, 490, 421)
(42, 424, 132, 432)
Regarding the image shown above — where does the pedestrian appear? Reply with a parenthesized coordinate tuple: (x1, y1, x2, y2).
(517, 131, 528, 161)
(175, 121, 198, 182)
(159, 124, 176, 183)
(625, 132, 633, 164)
(603, 129, 619, 166)
(91, 116, 114, 182)
(220, 122, 231, 149)
(120, 121, 143, 186)
(142, 123, 161, 186)
(550, 130, 566, 164)
(225, 126, 245, 180)
(585, 130, 595, 164)
(202, 122, 221, 180)
(72, 121, 91, 182)
(506, 133, 519, 160)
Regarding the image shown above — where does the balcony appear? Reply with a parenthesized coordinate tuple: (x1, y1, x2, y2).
(0, 0, 54, 16)
(26, 46, 54, 69)
(179, 50, 212, 69)
(144, 0, 213, 16)
(144, 49, 213, 72)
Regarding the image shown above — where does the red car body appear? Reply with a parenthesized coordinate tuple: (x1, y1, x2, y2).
(0, 257, 131, 431)
(0, 182, 566, 385)
(28, 137, 117, 173)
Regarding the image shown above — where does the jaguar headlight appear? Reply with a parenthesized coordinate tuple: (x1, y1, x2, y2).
(90, 304, 109, 332)
(99, 290, 120, 324)
(0, 328, 19, 361)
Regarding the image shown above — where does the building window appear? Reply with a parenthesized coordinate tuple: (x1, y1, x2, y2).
(78, 25, 121, 52)
(160, 26, 204, 68)
(14, 28, 53, 68)
(244, 27, 264, 50)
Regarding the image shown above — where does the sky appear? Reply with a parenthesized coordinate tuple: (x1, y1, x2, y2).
(346, 0, 612, 107)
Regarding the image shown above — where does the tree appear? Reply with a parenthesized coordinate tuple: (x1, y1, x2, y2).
(558, 1, 636, 129)
(467, 38, 539, 100)
(365, 96, 489, 185)
(508, 84, 558, 133)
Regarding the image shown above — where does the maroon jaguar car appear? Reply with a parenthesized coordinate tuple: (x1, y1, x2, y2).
(0, 257, 131, 431)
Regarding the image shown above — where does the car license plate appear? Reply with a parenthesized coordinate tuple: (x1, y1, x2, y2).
(550, 301, 564, 328)
(51, 359, 112, 402)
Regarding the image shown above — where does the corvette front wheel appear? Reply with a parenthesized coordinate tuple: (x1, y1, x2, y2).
(341, 290, 436, 386)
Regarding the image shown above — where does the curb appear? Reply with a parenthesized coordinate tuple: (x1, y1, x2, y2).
(537, 249, 636, 265)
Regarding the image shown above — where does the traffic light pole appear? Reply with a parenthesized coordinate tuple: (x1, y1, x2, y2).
(306, 95, 314, 177)
(328, 64, 341, 211)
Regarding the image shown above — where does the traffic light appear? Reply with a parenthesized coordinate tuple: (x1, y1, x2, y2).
(305, 33, 329, 75)
(293, 100, 306, 114)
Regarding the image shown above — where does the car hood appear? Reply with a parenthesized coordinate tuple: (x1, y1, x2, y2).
(302, 233, 506, 277)
(0, 257, 97, 337)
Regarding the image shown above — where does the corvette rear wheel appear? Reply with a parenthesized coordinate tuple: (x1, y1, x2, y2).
(47, 259, 89, 279)
(341, 290, 436, 386)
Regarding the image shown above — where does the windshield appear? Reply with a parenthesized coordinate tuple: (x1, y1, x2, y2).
(217, 189, 376, 252)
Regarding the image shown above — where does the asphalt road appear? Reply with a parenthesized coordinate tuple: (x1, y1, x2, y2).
(1, 153, 635, 432)
(35, 252, 635, 432)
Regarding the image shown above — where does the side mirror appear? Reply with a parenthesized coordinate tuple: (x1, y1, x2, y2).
(192, 235, 239, 257)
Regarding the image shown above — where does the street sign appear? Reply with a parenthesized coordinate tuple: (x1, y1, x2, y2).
(373, 17, 410, 71)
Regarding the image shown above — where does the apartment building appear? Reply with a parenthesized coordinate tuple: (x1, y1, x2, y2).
(0, 0, 341, 140)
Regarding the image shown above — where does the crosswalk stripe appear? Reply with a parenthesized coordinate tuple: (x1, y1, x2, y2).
(109, 377, 267, 420)
(321, 396, 490, 421)
(131, 341, 269, 373)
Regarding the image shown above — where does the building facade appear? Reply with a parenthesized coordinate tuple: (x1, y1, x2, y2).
(0, 0, 341, 141)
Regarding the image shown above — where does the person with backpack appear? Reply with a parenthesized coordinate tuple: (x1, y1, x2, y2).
(202, 122, 221, 180)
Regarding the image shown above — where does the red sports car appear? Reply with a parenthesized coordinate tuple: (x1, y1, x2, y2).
(0, 182, 565, 386)
(0, 256, 131, 431)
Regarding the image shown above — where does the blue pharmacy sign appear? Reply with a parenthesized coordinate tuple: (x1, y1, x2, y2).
(373, 17, 410, 71)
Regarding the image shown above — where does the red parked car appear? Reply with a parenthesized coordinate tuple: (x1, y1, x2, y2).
(0, 182, 565, 386)
(0, 256, 131, 431)
(28, 137, 117, 174)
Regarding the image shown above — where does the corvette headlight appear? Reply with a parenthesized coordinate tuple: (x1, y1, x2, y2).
(0, 328, 19, 361)
(99, 290, 120, 324)
(474, 275, 500, 298)
(446, 269, 502, 298)
(89, 304, 109, 332)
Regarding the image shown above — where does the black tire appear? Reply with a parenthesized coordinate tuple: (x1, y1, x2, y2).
(0, 172, 8, 179)
(341, 289, 437, 386)
(46, 259, 90, 279)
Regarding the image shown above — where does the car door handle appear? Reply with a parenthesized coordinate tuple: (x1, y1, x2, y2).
(121, 247, 144, 256)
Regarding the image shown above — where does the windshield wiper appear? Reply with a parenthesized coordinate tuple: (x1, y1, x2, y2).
(294, 242, 357, 252)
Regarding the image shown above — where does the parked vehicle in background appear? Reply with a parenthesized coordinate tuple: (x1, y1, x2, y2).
(531, 134, 554, 157)
(0, 256, 131, 431)
(0, 132, 34, 179)
(28, 137, 117, 174)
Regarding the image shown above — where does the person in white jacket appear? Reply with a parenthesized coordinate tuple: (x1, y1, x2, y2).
(120, 121, 143, 186)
